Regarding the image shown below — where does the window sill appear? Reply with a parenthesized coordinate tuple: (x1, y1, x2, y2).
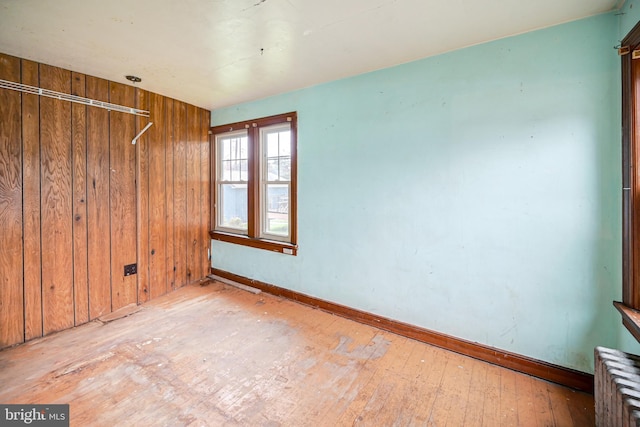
(209, 230, 297, 255)
(614, 301, 640, 343)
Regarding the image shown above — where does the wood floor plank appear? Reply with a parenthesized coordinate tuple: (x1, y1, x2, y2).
(462, 358, 489, 426)
(514, 372, 543, 427)
(313, 325, 389, 425)
(279, 312, 368, 422)
(426, 351, 475, 426)
(410, 345, 452, 424)
(274, 323, 348, 414)
(0, 282, 595, 426)
(548, 381, 584, 427)
(447, 359, 477, 426)
(353, 336, 414, 425)
(499, 362, 520, 426)
(565, 385, 596, 426)
(531, 370, 556, 426)
(481, 361, 503, 426)
(387, 343, 432, 425)
(390, 344, 441, 424)
(332, 328, 406, 424)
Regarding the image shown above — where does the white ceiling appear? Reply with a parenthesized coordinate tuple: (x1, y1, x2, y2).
(0, 0, 621, 111)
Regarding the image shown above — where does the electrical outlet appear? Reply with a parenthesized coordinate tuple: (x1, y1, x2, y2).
(124, 263, 137, 276)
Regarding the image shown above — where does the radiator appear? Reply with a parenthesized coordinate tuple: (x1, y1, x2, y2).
(595, 346, 640, 427)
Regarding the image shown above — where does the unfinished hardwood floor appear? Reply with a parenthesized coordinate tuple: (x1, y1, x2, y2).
(0, 281, 594, 426)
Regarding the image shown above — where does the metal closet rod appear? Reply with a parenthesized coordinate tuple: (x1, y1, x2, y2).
(0, 79, 150, 117)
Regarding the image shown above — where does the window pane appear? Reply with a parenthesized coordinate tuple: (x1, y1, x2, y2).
(219, 134, 248, 162)
(280, 157, 291, 181)
(231, 138, 240, 159)
(231, 160, 238, 181)
(262, 126, 291, 183)
(240, 159, 248, 181)
(267, 134, 279, 157)
(267, 158, 279, 180)
(265, 157, 290, 181)
(222, 138, 231, 160)
(222, 160, 232, 181)
(240, 137, 248, 159)
(264, 184, 289, 236)
(279, 131, 291, 156)
(219, 183, 248, 231)
(222, 159, 248, 183)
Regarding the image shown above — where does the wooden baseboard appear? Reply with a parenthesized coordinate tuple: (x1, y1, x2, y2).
(211, 268, 594, 393)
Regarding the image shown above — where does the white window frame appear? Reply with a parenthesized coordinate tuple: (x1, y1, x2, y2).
(214, 129, 249, 235)
(259, 123, 292, 242)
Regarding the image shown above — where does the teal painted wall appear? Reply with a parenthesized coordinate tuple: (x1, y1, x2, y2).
(211, 12, 639, 373)
(620, 0, 640, 38)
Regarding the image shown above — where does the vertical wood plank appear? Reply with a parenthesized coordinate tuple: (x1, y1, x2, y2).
(21, 58, 42, 341)
(71, 72, 89, 325)
(149, 93, 168, 299)
(136, 89, 150, 303)
(200, 109, 211, 280)
(2, 55, 225, 345)
(0, 53, 24, 348)
(109, 82, 138, 310)
(40, 63, 74, 335)
(165, 99, 176, 290)
(186, 104, 201, 283)
(86, 76, 112, 319)
(173, 101, 188, 288)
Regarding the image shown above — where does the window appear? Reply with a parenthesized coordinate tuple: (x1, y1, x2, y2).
(619, 21, 640, 340)
(210, 112, 297, 255)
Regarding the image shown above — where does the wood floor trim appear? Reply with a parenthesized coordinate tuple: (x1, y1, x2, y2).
(210, 267, 594, 394)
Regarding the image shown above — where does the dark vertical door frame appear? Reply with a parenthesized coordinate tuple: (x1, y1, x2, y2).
(622, 21, 640, 309)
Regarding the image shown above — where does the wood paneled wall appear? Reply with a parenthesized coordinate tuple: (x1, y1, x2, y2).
(0, 53, 211, 348)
